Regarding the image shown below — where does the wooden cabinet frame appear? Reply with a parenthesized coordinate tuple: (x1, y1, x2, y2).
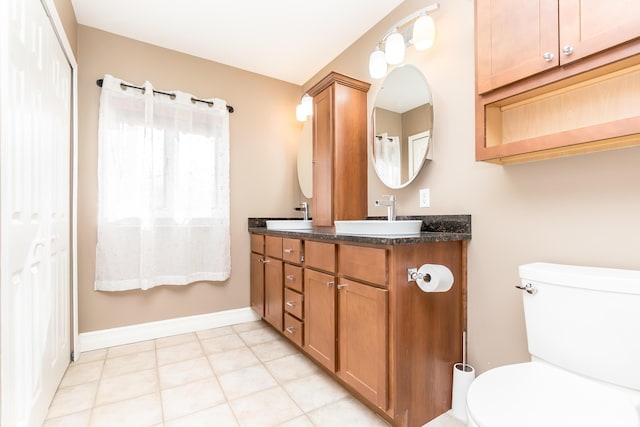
(475, 0, 640, 164)
(250, 232, 468, 426)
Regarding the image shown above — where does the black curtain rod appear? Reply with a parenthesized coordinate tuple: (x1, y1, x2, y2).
(96, 79, 234, 113)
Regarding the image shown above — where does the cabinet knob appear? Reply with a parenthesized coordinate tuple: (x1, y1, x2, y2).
(284, 248, 294, 254)
(337, 284, 348, 290)
(285, 326, 295, 334)
(562, 45, 574, 56)
(259, 258, 270, 264)
(543, 52, 554, 62)
(286, 274, 296, 281)
(285, 301, 296, 308)
(326, 281, 334, 287)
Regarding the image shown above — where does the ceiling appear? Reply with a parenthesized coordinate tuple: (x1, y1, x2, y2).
(71, 0, 405, 85)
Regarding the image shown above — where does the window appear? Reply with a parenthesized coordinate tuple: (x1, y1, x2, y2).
(95, 75, 230, 291)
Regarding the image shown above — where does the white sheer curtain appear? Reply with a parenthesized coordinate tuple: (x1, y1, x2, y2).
(373, 133, 401, 187)
(95, 74, 230, 291)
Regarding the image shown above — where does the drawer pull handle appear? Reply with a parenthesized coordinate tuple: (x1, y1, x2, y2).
(286, 275, 296, 281)
(337, 284, 348, 290)
(285, 326, 295, 334)
(284, 248, 294, 254)
(286, 301, 296, 308)
(259, 258, 270, 264)
(326, 281, 334, 287)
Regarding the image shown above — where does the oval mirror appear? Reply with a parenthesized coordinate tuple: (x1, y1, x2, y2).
(297, 119, 313, 198)
(372, 64, 433, 188)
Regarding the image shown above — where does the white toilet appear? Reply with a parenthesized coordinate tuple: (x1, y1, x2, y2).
(466, 262, 640, 427)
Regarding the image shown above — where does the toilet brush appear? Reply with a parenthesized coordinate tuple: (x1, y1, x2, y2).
(451, 331, 475, 421)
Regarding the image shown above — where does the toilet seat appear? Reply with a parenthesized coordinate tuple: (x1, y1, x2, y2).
(466, 362, 640, 427)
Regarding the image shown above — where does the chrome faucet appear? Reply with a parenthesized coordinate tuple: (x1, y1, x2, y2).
(374, 195, 396, 221)
(293, 202, 309, 221)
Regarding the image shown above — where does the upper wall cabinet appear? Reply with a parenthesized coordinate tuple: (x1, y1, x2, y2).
(476, 0, 640, 94)
(475, 0, 640, 164)
(307, 72, 370, 226)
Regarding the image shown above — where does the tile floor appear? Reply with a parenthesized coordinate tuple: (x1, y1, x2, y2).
(44, 320, 465, 427)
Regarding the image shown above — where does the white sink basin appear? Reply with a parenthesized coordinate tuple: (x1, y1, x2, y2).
(266, 219, 313, 231)
(334, 220, 422, 236)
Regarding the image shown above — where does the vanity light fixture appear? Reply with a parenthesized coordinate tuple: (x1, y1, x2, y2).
(384, 29, 406, 65)
(296, 93, 313, 121)
(368, 3, 439, 79)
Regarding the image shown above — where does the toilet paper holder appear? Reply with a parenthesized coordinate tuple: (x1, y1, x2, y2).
(407, 267, 431, 283)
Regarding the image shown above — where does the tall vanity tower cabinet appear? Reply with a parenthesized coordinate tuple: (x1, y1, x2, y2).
(307, 72, 370, 226)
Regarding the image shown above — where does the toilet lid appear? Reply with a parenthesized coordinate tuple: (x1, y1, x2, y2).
(466, 362, 640, 427)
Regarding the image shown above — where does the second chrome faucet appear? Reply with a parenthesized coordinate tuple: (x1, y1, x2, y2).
(374, 195, 396, 221)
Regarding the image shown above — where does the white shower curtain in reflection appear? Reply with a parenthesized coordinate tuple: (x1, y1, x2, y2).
(373, 133, 401, 187)
(95, 75, 230, 291)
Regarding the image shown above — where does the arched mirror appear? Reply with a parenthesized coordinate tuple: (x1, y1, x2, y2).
(372, 64, 433, 188)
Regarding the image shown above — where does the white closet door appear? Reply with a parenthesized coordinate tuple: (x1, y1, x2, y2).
(0, 0, 72, 425)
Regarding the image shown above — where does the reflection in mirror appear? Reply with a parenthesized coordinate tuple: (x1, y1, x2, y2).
(297, 119, 313, 198)
(372, 64, 433, 188)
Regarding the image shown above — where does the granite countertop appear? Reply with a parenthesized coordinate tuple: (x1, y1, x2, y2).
(247, 215, 471, 245)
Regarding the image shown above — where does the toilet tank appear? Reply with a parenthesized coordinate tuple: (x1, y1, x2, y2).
(519, 262, 640, 391)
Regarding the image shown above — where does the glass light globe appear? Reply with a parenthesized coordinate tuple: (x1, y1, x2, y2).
(412, 15, 435, 51)
(301, 94, 313, 117)
(369, 48, 387, 79)
(296, 103, 307, 121)
(384, 30, 405, 65)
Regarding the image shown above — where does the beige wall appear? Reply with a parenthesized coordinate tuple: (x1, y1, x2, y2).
(77, 26, 304, 332)
(53, 0, 77, 57)
(305, 0, 640, 374)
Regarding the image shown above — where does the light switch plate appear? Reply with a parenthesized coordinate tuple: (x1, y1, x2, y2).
(419, 188, 430, 208)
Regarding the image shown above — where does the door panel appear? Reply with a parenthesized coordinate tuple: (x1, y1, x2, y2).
(476, 0, 559, 93)
(1, 0, 72, 425)
(303, 269, 336, 371)
(559, 0, 640, 65)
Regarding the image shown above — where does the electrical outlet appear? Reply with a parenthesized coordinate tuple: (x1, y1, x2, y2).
(419, 188, 430, 208)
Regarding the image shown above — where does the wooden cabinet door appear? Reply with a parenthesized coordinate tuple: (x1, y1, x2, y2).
(476, 0, 559, 93)
(312, 85, 334, 226)
(250, 252, 265, 317)
(338, 279, 388, 409)
(559, 0, 640, 65)
(264, 258, 283, 330)
(304, 269, 336, 371)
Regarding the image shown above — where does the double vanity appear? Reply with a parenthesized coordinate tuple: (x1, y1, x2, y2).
(248, 68, 470, 426)
(248, 216, 471, 427)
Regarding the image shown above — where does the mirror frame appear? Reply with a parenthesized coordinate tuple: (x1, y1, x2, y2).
(371, 64, 433, 189)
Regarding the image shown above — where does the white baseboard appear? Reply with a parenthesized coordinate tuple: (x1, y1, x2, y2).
(77, 307, 261, 353)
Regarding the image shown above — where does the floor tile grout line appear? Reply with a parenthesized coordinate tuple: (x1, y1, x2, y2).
(152, 337, 167, 425)
(242, 329, 311, 425)
(196, 327, 244, 426)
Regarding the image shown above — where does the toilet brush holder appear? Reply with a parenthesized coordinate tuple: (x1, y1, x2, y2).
(451, 363, 475, 422)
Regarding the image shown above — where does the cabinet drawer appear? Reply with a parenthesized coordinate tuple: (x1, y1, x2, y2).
(339, 245, 387, 286)
(282, 238, 303, 264)
(284, 313, 303, 347)
(265, 235, 283, 259)
(284, 264, 303, 292)
(284, 288, 303, 319)
(305, 240, 336, 272)
(251, 234, 264, 254)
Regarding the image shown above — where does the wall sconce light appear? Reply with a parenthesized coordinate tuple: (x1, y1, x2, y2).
(296, 93, 313, 121)
(368, 3, 439, 79)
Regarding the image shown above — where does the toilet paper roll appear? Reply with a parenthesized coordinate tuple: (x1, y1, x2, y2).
(451, 363, 475, 422)
(415, 264, 454, 292)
